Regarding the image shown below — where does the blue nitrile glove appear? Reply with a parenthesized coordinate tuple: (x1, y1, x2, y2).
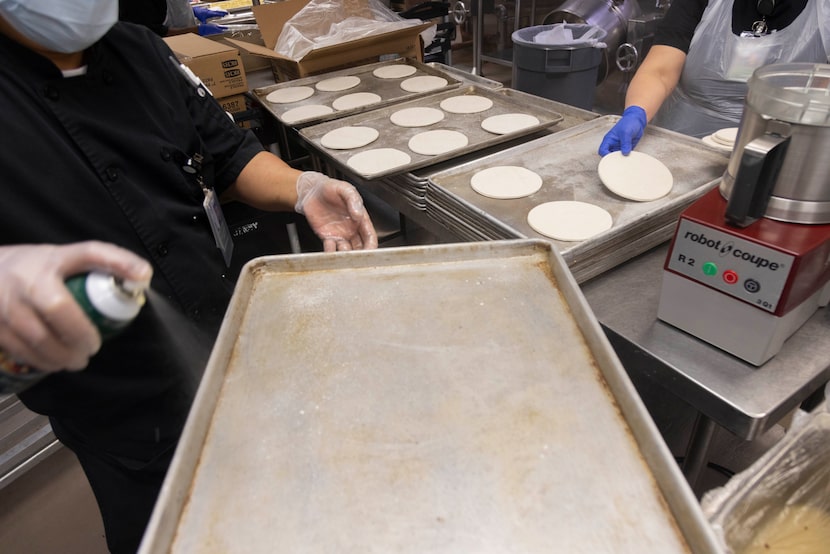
(598, 106, 648, 156)
(198, 23, 228, 36)
(193, 5, 229, 23)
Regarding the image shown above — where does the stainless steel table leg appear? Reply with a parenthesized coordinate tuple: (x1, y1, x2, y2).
(682, 413, 717, 496)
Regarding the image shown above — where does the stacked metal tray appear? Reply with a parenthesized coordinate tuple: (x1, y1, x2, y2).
(251, 58, 463, 128)
(140, 240, 720, 553)
(299, 85, 564, 179)
(425, 116, 731, 283)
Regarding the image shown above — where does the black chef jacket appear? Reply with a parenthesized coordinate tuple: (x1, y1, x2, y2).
(0, 20, 264, 547)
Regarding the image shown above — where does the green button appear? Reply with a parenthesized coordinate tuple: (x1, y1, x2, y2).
(702, 262, 718, 276)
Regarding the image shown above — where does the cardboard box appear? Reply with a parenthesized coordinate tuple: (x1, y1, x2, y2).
(218, 93, 247, 115)
(225, 0, 433, 81)
(164, 33, 248, 98)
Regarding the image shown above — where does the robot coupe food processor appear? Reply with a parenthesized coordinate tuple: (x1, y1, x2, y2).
(658, 63, 830, 366)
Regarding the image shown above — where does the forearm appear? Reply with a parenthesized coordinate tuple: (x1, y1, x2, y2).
(625, 45, 686, 121)
(221, 151, 303, 211)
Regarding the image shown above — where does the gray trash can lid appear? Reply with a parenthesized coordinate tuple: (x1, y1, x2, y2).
(512, 23, 607, 49)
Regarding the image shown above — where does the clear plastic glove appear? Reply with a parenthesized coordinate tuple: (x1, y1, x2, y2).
(0, 242, 152, 373)
(198, 23, 228, 36)
(192, 5, 228, 23)
(598, 105, 648, 157)
(295, 171, 378, 252)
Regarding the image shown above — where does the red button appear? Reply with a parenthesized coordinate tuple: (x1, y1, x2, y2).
(723, 270, 739, 284)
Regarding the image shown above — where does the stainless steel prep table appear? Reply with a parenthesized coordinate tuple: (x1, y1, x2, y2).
(580, 244, 830, 494)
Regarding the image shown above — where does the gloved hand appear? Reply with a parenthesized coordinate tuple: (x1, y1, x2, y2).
(295, 171, 379, 252)
(198, 23, 228, 36)
(192, 5, 228, 23)
(598, 105, 648, 156)
(0, 242, 152, 373)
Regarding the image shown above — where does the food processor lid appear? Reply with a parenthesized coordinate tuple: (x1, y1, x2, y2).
(746, 63, 830, 126)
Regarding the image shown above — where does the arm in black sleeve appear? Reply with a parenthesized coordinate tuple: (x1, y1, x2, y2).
(653, 0, 709, 53)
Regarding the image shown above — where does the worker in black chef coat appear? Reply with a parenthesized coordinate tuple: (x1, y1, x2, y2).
(0, 0, 377, 552)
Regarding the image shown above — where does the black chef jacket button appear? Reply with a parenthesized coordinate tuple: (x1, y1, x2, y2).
(44, 86, 59, 101)
(160, 148, 172, 162)
(156, 242, 169, 256)
(105, 167, 119, 181)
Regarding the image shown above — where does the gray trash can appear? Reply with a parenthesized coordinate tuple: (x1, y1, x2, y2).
(512, 24, 607, 110)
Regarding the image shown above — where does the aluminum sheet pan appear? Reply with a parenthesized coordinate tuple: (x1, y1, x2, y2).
(141, 240, 720, 554)
(252, 58, 462, 128)
(426, 116, 729, 278)
(425, 62, 504, 89)
(299, 86, 565, 180)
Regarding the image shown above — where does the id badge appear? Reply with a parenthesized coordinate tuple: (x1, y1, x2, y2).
(203, 188, 234, 267)
(725, 37, 783, 81)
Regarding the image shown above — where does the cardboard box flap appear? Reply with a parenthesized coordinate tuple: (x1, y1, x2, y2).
(227, 21, 434, 63)
(252, 0, 307, 49)
(164, 32, 238, 58)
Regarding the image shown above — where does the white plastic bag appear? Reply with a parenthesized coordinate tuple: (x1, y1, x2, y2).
(274, 0, 428, 61)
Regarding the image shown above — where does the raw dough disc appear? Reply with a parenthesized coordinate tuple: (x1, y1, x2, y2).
(527, 201, 613, 242)
(315, 75, 361, 92)
(320, 126, 380, 150)
(390, 106, 445, 127)
(332, 92, 382, 111)
(470, 166, 543, 199)
(400, 75, 448, 92)
(701, 134, 733, 153)
(712, 126, 739, 146)
(372, 64, 417, 79)
(346, 148, 411, 176)
(597, 151, 674, 202)
(481, 113, 540, 134)
(439, 94, 494, 114)
(281, 104, 334, 124)
(408, 130, 469, 155)
(265, 86, 315, 104)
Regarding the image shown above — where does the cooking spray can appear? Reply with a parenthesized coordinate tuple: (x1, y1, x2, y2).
(0, 271, 148, 395)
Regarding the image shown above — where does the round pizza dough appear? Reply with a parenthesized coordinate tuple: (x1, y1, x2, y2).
(281, 104, 334, 124)
(315, 75, 361, 92)
(400, 75, 448, 93)
(320, 126, 380, 150)
(373, 64, 417, 79)
(481, 113, 540, 135)
(440, 94, 494, 114)
(265, 86, 315, 104)
(346, 148, 411, 176)
(702, 134, 733, 153)
(408, 130, 469, 155)
(598, 151, 674, 202)
(712, 126, 739, 146)
(527, 201, 613, 242)
(470, 166, 543, 199)
(390, 106, 445, 127)
(332, 92, 382, 111)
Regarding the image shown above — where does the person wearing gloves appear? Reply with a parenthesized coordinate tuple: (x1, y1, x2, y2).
(119, 0, 229, 36)
(0, 0, 377, 552)
(598, 0, 830, 156)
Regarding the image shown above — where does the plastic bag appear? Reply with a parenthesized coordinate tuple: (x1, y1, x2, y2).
(274, 0, 429, 61)
(702, 406, 830, 553)
(532, 23, 606, 49)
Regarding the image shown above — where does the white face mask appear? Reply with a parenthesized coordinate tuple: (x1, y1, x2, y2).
(0, 0, 118, 54)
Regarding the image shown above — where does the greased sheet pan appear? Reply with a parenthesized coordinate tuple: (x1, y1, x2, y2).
(252, 58, 462, 127)
(299, 86, 565, 179)
(140, 240, 720, 554)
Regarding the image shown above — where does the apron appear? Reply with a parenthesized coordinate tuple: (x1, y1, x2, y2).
(652, 0, 830, 138)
